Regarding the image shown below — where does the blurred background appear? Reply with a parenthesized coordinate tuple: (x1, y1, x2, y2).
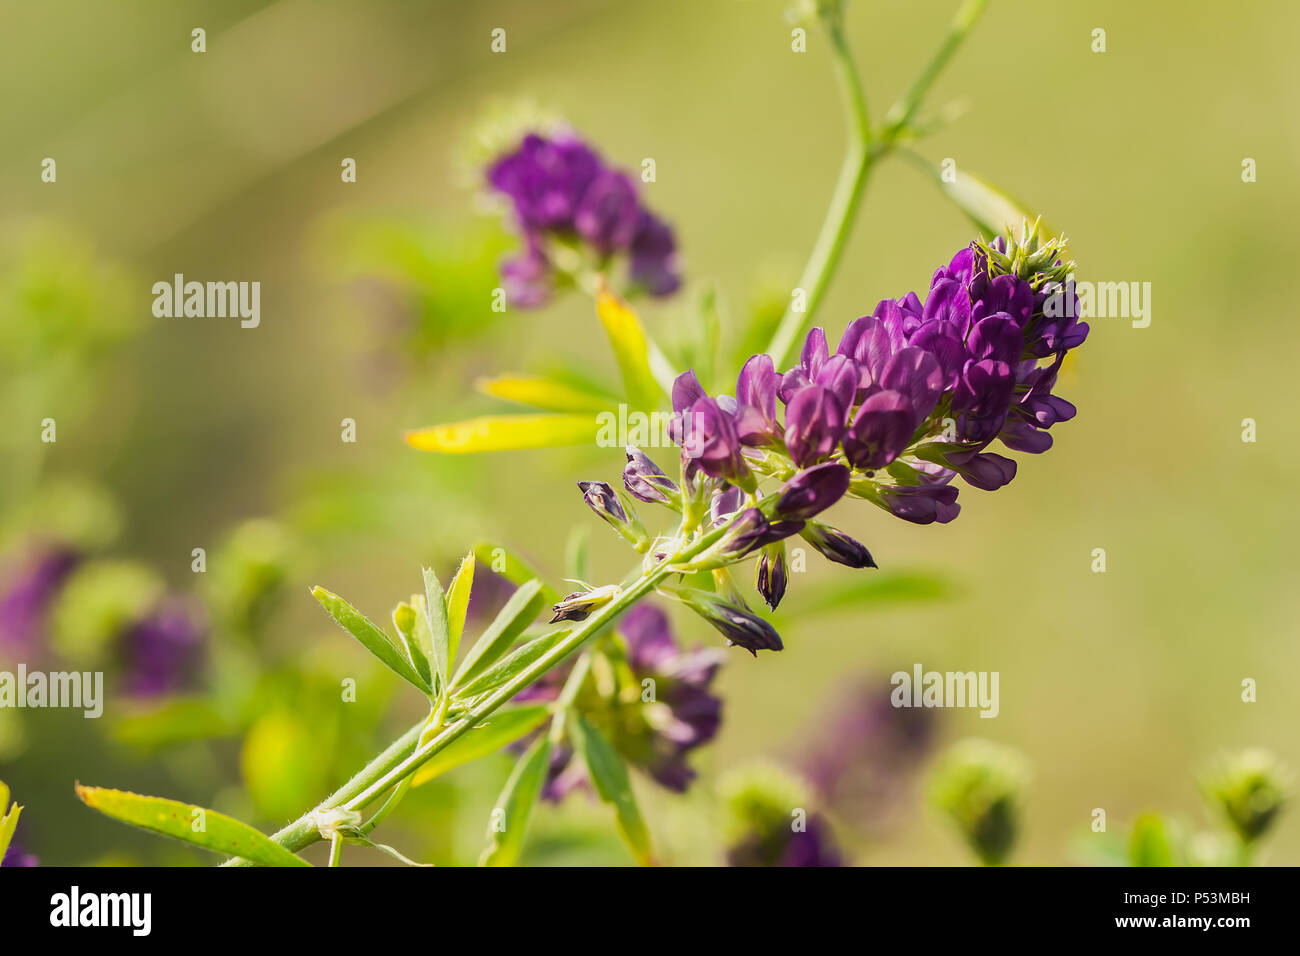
(1, 0, 1297, 866)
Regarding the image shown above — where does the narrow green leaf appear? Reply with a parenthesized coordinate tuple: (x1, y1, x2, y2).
(475, 373, 617, 413)
(312, 586, 431, 693)
(926, 162, 1054, 241)
(422, 566, 450, 695)
(75, 784, 310, 867)
(455, 629, 570, 701)
(453, 580, 546, 688)
(595, 286, 661, 409)
(570, 715, 654, 865)
(410, 705, 551, 788)
(392, 600, 432, 689)
(471, 542, 561, 605)
(565, 526, 591, 584)
(404, 413, 599, 454)
(445, 551, 475, 666)
(479, 736, 552, 867)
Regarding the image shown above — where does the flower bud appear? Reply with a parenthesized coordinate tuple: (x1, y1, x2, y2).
(1201, 749, 1292, 845)
(550, 583, 621, 623)
(577, 480, 649, 551)
(667, 586, 784, 656)
(799, 521, 876, 569)
(623, 447, 679, 506)
(755, 542, 788, 610)
(929, 739, 1031, 866)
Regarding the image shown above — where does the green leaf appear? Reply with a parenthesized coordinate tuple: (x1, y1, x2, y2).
(0, 781, 20, 864)
(422, 566, 450, 695)
(75, 785, 310, 867)
(471, 542, 561, 605)
(111, 697, 233, 752)
(1129, 813, 1177, 867)
(455, 629, 570, 701)
(570, 715, 654, 865)
(479, 735, 552, 867)
(595, 286, 661, 410)
(565, 526, 591, 583)
(445, 551, 475, 666)
(392, 600, 431, 689)
(929, 163, 1054, 240)
(312, 586, 431, 694)
(453, 580, 546, 689)
(404, 413, 599, 454)
(475, 374, 616, 413)
(410, 705, 551, 787)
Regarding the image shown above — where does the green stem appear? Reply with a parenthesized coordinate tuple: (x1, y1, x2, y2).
(766, 7, 873, 370)
(224, 517, 736, 865)
(881, 0, 989, 138)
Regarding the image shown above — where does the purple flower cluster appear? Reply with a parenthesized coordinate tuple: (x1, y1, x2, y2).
(0, 544, 80, 656)
(119, 598, 206, 698)
(517, 605, 723, 799)
(486, 132, 681, 307)
(669, 236, 1084, 532)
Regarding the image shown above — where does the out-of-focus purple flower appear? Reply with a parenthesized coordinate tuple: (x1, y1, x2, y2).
(726, 813, 843, 867)
(120, 598, 206, 697)
(798, 677, 938, 835)
(517, 604, 723, 799)
(486, 132, 680, 306)
(1, 841, 38, 867)
(0, 545, 80, 655)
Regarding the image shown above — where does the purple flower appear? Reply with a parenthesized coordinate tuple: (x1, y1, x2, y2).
(517, 604, 723, 798)
(0, 544, 79, 655)
(1, 841, 38, 867)
(733, 354, 780, 446)
(726, 813, 843, 867)
(120, 598, 206, 697)
(843, 390, 916, 470)
(486, 132, 681, 306)
(783, 385, 846, 467)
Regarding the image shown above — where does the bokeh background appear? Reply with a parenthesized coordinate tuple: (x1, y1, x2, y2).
(2, 0, 1297, 865)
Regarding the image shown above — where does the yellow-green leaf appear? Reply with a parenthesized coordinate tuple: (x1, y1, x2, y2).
(479, 735, 552, 866)
(405, 414, 599, 454)
(595, 286, 661, 410)
(454, 580, 546, 688)
(935, 166, 1055, 240)
(75, 784, 310, 867)
(445, 551, 475, 666)
(410, 705, 551, 787)
(0, 781, 20, 863)
(570, 715, 654, 865)
(475, 374, 615, 413)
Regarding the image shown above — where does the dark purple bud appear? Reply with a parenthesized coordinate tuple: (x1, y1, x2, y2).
(627, 211, 681, 298)
(623, 447, 679, 504)
(578, 480, 628, 523)
(673, 588, 783, 656)
(783, 385, 846, 467)
(720, 508, 772, 559)
(800, 522, 876, 568)
(842, 390, 917, 470)
(754, 543, 788, 611)
(775, 462, 851, 522)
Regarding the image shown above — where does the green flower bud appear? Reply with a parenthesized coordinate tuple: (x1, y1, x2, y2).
(1201, 749, 1292, 846)
(929, 738, 1031, 866)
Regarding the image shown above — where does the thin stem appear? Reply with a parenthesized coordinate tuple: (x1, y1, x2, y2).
(766, 6, 874, 370)
(881, 0, 989, 139)
(328, 833, 343, 868)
